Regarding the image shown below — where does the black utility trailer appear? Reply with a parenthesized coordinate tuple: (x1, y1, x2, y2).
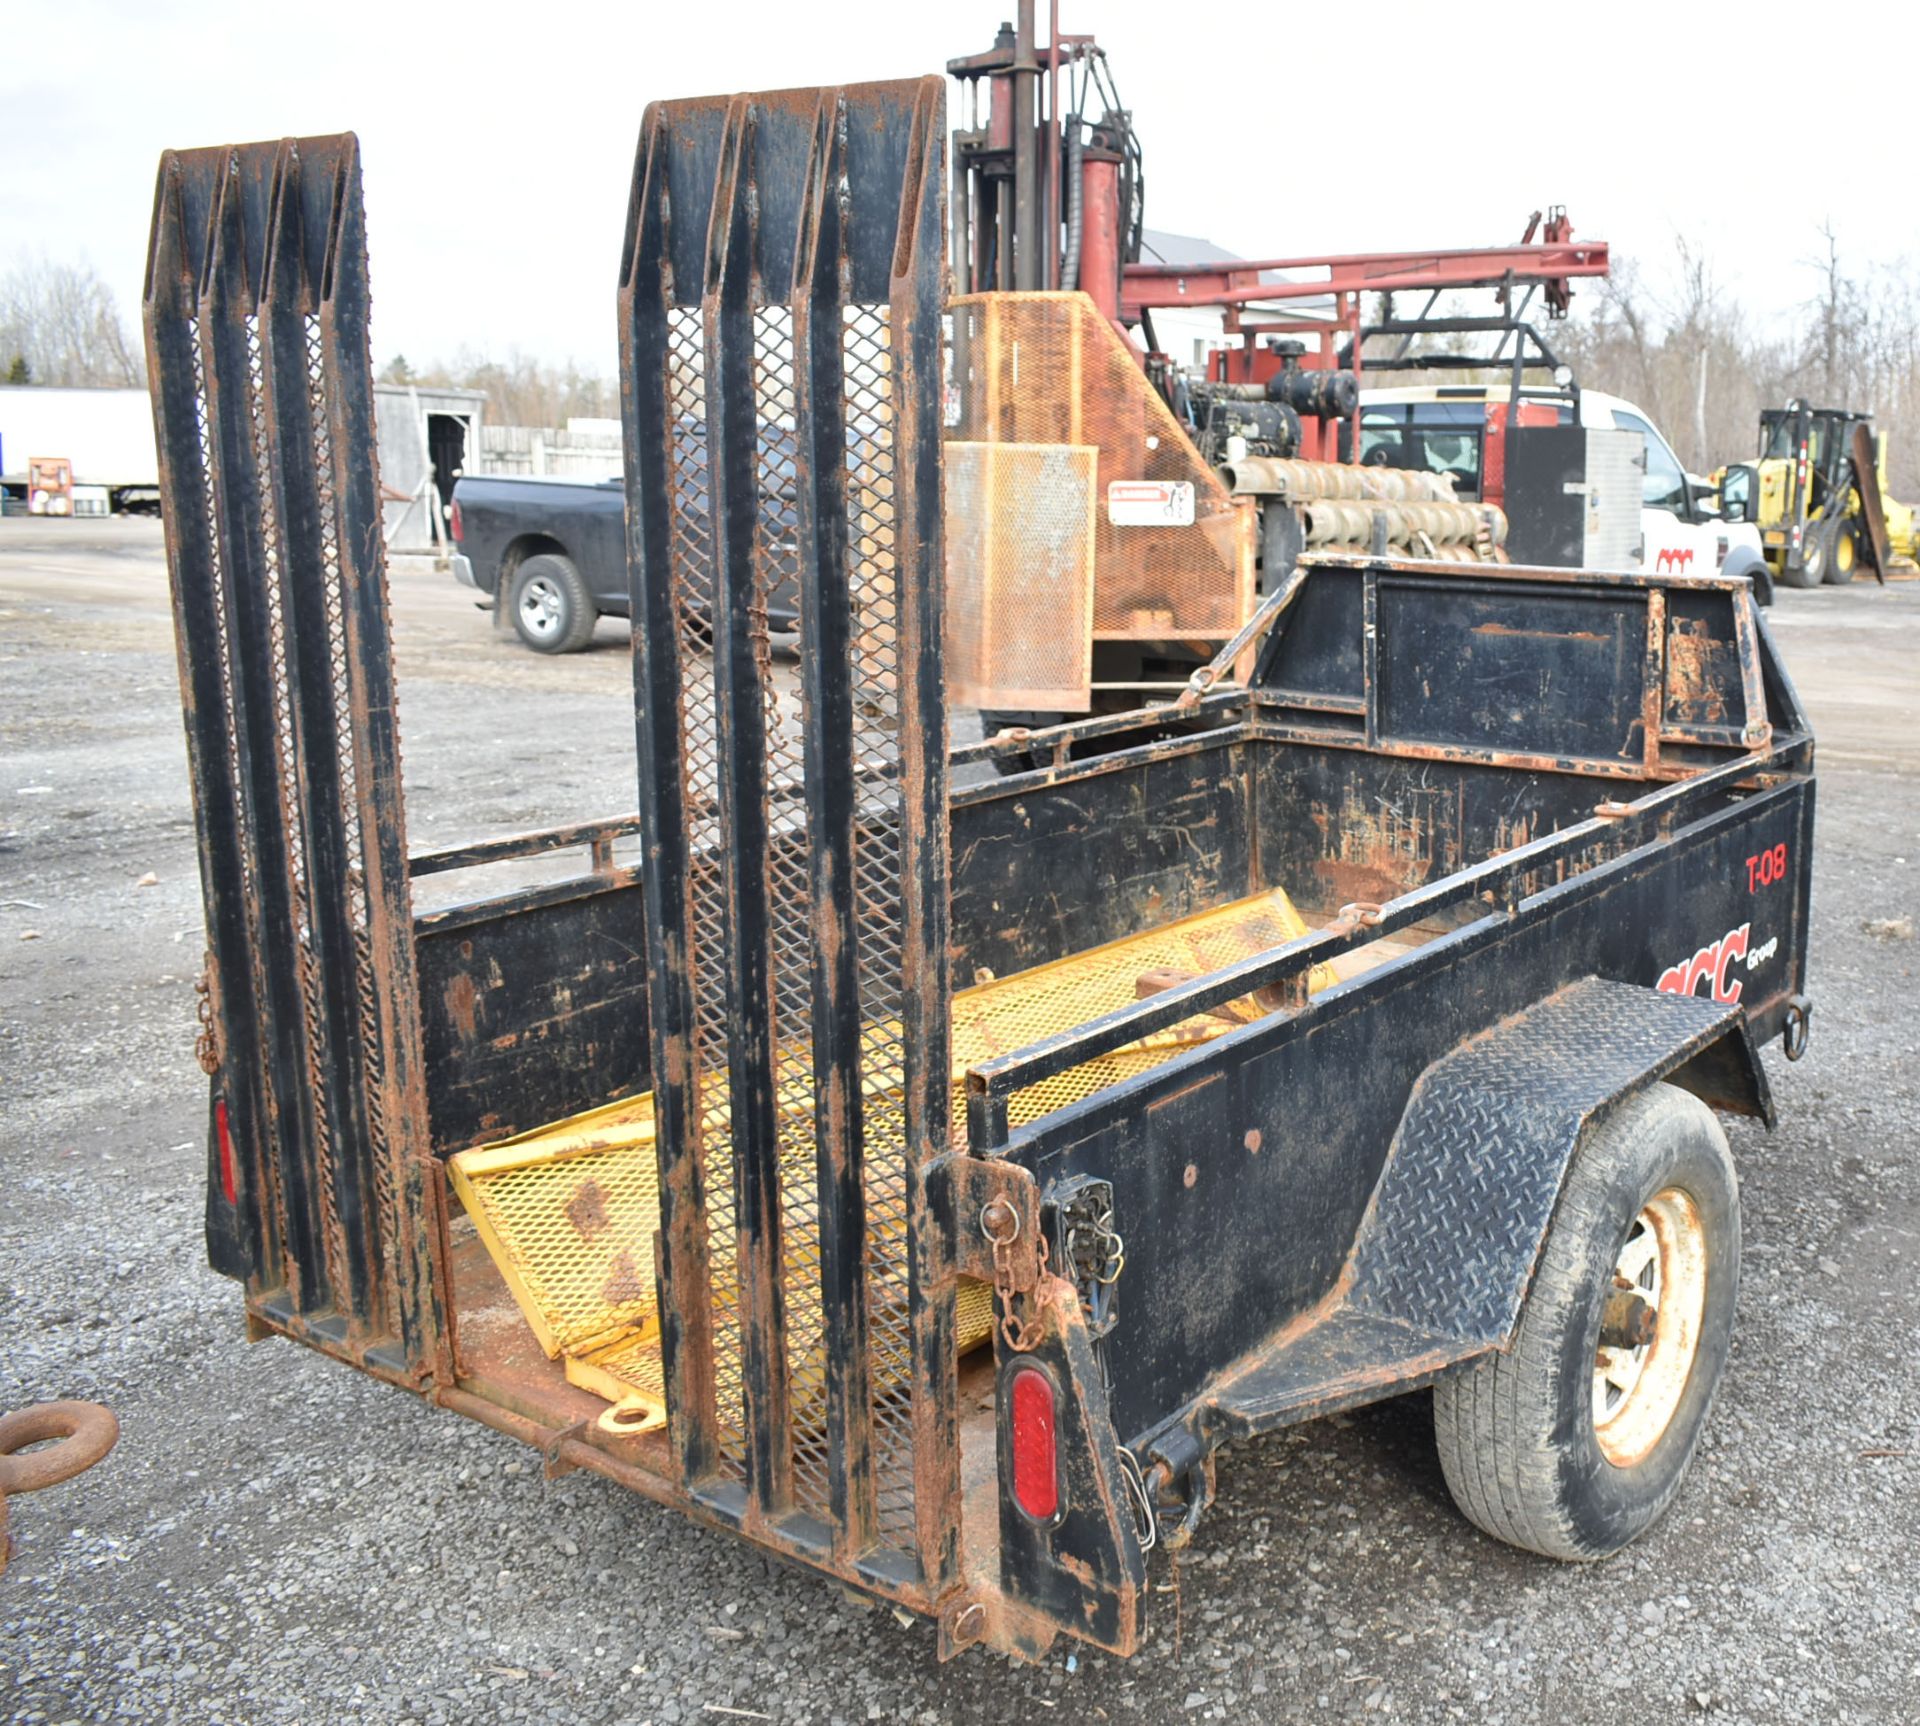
(143, 78, 1815, 1664)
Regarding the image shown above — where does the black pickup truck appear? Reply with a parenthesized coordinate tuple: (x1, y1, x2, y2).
(452, 443, 803, 653)
(448, 473, 628, 652)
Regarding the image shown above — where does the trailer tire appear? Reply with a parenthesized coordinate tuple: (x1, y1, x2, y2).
(509, 554, 598, 653)
(1432, 1082, 1740, 1561)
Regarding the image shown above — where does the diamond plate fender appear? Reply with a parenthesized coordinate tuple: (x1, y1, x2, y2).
(1346, 976, 1769, 1351)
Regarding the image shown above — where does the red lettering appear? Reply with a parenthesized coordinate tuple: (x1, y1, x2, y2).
(1712, 924, 1749, 1004)
(1655, 921, 1752, 1005)
(1744, 842, 1789, 891)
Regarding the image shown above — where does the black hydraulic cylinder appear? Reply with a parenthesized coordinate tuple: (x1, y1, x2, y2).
(1197, 370, 1359, 419)
(1267, 368, 1358, 419)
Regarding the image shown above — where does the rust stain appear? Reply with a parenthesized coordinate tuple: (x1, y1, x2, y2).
(1059, 1550, 1097, 1590)
(600, 1250, 649, 1307)
(566, 1177, 611, 1242)
(1665, 616, 1733, 724)
(443, 972, 480, 1043)
(1471, 622, 1608, 642)
(1309, 782, 1443, 909)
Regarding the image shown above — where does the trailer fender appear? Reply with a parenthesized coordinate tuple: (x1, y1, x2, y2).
(1347, 976, 1770, 1363)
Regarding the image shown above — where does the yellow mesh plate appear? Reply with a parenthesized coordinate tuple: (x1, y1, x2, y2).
(450, 885, 1332, 1420)
(448, 1093, 667, 1359)
(948, 291, 1255, 648)
(945, 440, 1098, 710)
(951, 886, 1338, 1129)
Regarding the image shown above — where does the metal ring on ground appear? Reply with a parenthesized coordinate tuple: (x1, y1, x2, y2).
(0, 1401, 120, 1497)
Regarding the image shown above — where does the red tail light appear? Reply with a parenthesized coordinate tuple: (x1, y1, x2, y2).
(214, 1097, 238, 1205)
(448, 498, 463, 542)
(1009, 1366, 1060, 1522)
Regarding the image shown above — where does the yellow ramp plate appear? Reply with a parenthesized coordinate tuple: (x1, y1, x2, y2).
(448, 1093, 662, 1359)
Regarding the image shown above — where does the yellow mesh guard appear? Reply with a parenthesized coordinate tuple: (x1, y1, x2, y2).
(947, 292, 1254, 660)
(450, 884, 1331, 1428)
(944, 439, 1098, 710)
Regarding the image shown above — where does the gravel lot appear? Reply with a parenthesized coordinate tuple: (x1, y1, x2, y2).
(2, 517, 1916, 1725)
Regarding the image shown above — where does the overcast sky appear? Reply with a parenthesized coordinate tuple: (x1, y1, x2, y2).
(6, 0, 1914, 373)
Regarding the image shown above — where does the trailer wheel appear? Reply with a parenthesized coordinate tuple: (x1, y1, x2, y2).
(509, 554, 598, 653)
(1432, 1082, 1739, 1561)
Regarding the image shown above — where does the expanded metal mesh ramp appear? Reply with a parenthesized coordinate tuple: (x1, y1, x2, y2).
(143, 134, 437, 1375)
(617, 78, 952, 1570)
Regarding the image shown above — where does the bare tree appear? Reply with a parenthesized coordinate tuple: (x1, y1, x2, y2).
(379, 347, 614, 428)
(0, 257, 146, 388)
(1804, 222, 1861, 404)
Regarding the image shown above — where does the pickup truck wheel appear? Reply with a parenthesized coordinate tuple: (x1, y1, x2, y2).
(509, 554, 598, 653)
(1722, 547, 1773, 608)
(1432, 1082, 1739, 1561)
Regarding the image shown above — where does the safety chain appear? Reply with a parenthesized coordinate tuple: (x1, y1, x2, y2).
(192, 959, 221, 1076)
(980, 1197, 1048, 1353)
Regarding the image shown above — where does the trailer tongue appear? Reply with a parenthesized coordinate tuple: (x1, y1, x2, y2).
(145, 75, 1813, 1666)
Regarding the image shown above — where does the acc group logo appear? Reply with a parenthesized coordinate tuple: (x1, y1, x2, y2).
(1655, 922, 1751, 1006)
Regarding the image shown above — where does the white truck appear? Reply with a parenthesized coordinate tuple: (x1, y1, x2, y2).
(0, 385, 161, 515)
(1354, 382, 1772, 602)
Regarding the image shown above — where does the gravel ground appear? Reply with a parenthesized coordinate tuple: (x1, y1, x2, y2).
(2, 517, 1916, 1725)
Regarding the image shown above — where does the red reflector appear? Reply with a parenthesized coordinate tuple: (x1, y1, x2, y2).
(448, 499, 463, 542)
(215, 1097, 238, 1205)
(1009, 1367, 1059, 1522)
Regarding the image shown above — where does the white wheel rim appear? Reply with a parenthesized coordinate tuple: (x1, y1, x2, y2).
(520, 576, 563, 639)
(1592, 1186, 1709, 1468)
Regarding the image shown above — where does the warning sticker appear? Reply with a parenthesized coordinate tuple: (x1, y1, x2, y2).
(1107, 479, 1195, 527)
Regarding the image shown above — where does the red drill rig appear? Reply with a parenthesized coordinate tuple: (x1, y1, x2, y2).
(944, 6, 1610, 730)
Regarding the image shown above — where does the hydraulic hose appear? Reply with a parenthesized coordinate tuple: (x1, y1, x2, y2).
(1062, 118, 1084, 292)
